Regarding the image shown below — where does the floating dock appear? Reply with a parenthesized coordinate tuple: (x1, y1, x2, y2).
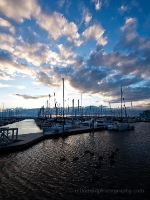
(0, 126, 104, 154)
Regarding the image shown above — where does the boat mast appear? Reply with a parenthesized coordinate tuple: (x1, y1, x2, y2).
(121, 87, 123, 118)
(62, 78, 64, 135)
(49, 94, 51, 118)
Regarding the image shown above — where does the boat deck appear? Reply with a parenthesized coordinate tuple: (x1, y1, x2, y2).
(0, 126, 104, 154)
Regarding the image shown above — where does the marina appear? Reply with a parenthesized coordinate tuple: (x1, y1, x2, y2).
(0, 116, 143, 155)
(0, 121, 104, 154)
(0, 116, 137, 153)
(0, 119, 149, 200)
(1, 0, 150, 199)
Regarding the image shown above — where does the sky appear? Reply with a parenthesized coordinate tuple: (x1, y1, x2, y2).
(0, 0, 150, 110)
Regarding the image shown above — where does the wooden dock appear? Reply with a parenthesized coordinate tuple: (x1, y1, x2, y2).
(0, 127, 104, 154)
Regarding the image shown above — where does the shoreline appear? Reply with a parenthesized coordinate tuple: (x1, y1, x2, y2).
(0, 127, 104, 155)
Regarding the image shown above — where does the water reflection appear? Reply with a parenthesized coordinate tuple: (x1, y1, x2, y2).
(0, 122, 150, 200)
(1, 119, 41, 134)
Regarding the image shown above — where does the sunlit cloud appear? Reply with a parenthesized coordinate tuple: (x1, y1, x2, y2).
(13, 94, 48, 99)
(121, 17, 137, 33)
(34, 71, 60, 88)
(82, 24, 107, 45)
(91, 0, 102, 10)
(79, 4, 92, 26)
(0, 53, 37, 77)
(37, 12, 67, 40)
(0, 33, 15, 52)
(0, 17, 15, 34)
(0, 0, 150, 109)
(0, 0, 40, 22)
(0, 72, 14, 80)
(85, 13, 92, 24)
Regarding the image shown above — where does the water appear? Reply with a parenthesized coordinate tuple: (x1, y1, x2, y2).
(0, 121, 150, 200)
(1, 119, 41, 134)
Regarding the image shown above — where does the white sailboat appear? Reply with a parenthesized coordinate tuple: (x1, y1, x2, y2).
(108, 87, 134, 131)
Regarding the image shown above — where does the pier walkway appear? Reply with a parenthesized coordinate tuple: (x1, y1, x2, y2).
(0, 127, 18, 145)
(0, 126, 104, 154)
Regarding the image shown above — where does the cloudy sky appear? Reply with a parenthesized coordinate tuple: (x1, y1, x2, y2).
(0, 0, 150, 110)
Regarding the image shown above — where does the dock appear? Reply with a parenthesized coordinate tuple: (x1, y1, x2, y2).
(0, 126, 104, 154)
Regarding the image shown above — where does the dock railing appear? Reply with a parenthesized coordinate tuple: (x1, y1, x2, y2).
(0, 127, 18, 145)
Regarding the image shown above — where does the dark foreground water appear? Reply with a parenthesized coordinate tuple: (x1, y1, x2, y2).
(0, 122, 150, 200)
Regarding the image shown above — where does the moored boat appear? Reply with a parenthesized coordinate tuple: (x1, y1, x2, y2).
(118, 122, 134, 131)
(107, 121, 134, 131)
(96, 118, 108, 128)
(107, 121, 119, 130)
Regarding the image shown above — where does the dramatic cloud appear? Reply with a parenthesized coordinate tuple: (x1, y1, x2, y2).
(0, 0, 40, 22)
(0, 0, 82, 47)
(13, 94, 48, 99)
(57, 44, 84, 68)
(36, 11, 82, 47)
(88, 46, 150, 79)
(85, 16, 150, 103)
(0, 0, 150, 109)
(20, 27, 37, 44)
(52, 65, 109, 94)
(37, 12, 67, 40)
(35, 71, 60, 88)
(57, 44, 75, 60)
(0, 51, 37, 76)
(114, 18, 150, 77)
(0, 33, 15, 52)
(87, 17, 150, 81)
(72, 55, 84, 68)
(82, 24, 107, 45)
(115, 18, 139, 51)
(14, 41, 51, 66)
(121, 17, 137, 33)
(0, 17, 15, 34)
(63, 22, 80, 41)
(69, 67, 108, 93)
(109, 86, 150, 104)
(14, 39, 83, 71)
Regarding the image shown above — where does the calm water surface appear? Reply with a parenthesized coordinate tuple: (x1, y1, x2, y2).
(0, 121, 150, 200)
(1, 119, 41, 134)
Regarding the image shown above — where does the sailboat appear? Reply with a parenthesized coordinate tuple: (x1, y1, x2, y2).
(118, 87, 134, 130)
(107, 87, 134, 131)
